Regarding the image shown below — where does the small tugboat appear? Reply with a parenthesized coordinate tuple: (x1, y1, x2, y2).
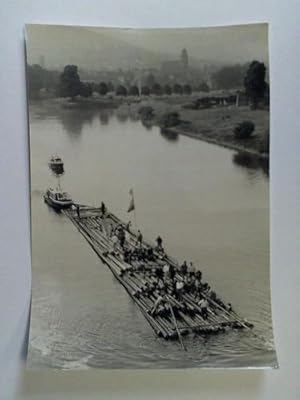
(44, 187, 73, 210)
(48, 155, 64, 173)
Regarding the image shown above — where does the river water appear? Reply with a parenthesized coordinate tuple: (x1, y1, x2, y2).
(28, 101, 277, 369)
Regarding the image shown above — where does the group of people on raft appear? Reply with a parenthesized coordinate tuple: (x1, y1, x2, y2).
(99, 211, 232, 320)
(75, 202, 232, 320)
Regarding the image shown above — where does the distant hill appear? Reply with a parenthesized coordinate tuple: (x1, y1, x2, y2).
(26, 25, 169, 71)
(26, 25, 224, 72)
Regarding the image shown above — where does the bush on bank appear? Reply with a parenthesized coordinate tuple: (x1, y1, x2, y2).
(234, 121, 255, 140)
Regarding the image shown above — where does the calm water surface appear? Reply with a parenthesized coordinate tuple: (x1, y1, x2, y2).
(28, 102, 277, 369)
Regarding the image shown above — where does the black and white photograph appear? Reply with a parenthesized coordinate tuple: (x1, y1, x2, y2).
(26, 23, 277, 369)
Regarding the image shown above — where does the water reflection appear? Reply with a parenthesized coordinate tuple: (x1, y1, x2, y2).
(160, 128, 179, 142)
(128, 111, 140, 122)
(141, 119, 153, 130)
(59, 109, 94, 137)
(99, 109, 114, 125)
(99, 111, 110, 125)
(50, 172, 65, 183)
(232, 151, 269, 177)
(115, 111, 129, 123)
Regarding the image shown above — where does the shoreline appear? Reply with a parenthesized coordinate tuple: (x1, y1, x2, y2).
(163, 126, 269, 159)
(30, 97, 269, 159)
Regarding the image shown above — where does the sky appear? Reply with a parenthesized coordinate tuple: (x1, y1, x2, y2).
(92, 24, 269, 63)
(26, 23, 268, 70)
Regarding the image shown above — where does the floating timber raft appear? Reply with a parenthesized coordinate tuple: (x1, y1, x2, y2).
(63, 205, 253, 348)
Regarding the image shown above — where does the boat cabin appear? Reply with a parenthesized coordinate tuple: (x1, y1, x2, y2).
(49, 155, 63, 166)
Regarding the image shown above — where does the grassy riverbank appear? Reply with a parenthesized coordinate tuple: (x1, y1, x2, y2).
(178, 106, 269, 157)
(124, 98, 269, 157)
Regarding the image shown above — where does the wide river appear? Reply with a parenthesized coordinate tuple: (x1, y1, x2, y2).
(28, 101, 277, 369)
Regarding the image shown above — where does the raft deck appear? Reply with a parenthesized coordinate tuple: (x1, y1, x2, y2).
(63, 205, 253, 344)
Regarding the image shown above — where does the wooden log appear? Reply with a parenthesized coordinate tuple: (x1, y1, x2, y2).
(167, 298, 186, 350)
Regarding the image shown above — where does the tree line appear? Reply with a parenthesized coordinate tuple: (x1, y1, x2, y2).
(58, 65, 210, 99)
(27, 61, 268, 109)
(27, 64, 210, 99)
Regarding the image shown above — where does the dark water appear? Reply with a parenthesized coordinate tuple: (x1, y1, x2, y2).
(28, 102, 277, 369)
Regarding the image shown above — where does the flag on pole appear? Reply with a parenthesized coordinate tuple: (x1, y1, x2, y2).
(127, 188, 135, 213)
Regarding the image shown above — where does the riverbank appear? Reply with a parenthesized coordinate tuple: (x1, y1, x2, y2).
(164, 126, 269, 158)
(179, 106, 269, 158)
(124, 99, 269, 158)
(30, 96, 269, 158)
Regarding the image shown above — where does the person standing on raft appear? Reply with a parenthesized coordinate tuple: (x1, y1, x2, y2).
(156, 235, 163, 249)
(180, 261, 188, 276)
(100, 201, 106, 217)
(137, 230, 143, 247)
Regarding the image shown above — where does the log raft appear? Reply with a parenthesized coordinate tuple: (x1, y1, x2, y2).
(63, 205, 253, 345)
